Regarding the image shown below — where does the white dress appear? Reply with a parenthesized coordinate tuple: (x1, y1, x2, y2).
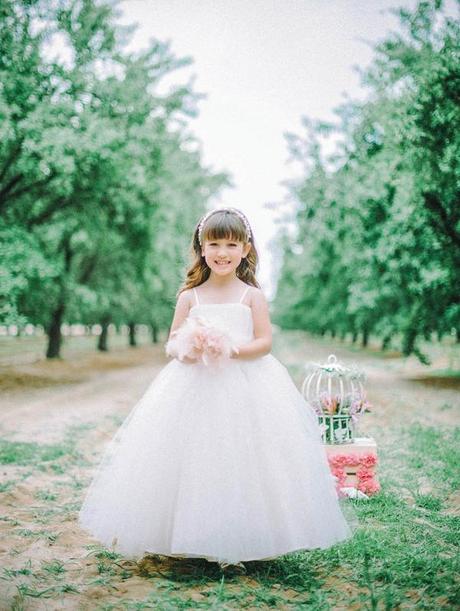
(78, 285, 353, 563)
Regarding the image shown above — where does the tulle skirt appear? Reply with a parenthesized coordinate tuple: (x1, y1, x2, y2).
(78, 354, 354, 563)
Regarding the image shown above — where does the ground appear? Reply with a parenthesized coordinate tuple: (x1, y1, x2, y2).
(0, 330, 458, 610)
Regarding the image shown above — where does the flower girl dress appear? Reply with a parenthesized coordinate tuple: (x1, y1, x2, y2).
(78, 285, 353, 563)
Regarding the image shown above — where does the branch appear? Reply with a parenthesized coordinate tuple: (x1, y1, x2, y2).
(78, 253, 99, 284)
(6, 170, 57, 202)
(26, 195, 74, 228)
(423, 191, 460, 250)
(0, 138, 25, 185)
(0, 173, 23, 205)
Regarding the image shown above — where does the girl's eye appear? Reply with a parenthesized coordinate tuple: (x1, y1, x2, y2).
(209, 242, 237, 246)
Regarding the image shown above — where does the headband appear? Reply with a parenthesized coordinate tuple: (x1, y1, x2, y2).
(197, 207, 252, 246)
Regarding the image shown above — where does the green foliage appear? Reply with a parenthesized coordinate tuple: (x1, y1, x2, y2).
(272, 0, 460, 361)
(0, 0, 229, 356)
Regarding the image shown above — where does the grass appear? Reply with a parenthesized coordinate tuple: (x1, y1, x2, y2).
(2, 423, 458, 608)
(0, 424, 93, 472)
(1, 333, 458, 609)
(94, 421, 458, 609)
(0, 439, 69, 465)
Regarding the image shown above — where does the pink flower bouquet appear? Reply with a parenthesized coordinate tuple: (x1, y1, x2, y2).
(165, 315, 239, 368)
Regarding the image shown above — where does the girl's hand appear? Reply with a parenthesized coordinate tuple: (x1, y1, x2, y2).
(230, 346, 240, 359)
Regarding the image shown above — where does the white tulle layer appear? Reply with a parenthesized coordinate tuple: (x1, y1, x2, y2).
(78, 354, 353, 563)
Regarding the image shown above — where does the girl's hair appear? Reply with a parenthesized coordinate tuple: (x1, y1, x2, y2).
(177, 208, 261, 296)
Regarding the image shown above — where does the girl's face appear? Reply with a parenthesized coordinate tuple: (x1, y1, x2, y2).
(201, 237, 251, 275)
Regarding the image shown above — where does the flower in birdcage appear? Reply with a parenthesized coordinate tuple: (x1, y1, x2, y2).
(319, 392, 341, 415)
(351, 393, 372, 414)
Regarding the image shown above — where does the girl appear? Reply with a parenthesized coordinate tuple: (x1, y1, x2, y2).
(78, 207, 354, 572)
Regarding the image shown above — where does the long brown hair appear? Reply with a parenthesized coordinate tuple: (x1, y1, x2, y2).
(177, 208, 261, 297)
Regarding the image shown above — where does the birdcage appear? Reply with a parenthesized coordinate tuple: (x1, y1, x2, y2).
(301, 354, 371, 444)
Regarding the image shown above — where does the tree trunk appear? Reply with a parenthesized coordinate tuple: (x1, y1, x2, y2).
(45, 231, 73, 359)
(150, 322, 158, 343)
(46, 300, 65, 358)
(361, 327, 369, 347)
(381, 334, 392, 351)
(128, 322, 137, 347)
(402, 327, 417, 356)
(98, 314, 112, 352)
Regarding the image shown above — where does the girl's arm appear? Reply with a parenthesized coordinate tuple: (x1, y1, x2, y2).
(167, 289, 198, 364)
(168, 289, 192, 338)
(231, 288, 272, 359)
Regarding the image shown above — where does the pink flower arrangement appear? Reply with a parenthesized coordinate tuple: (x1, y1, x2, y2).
(358, 480, 381, 495)
(314, 391, 372, 422)
(327, 452, 380, 497)
(329, 454, 351, 468)
(328, 452, 377, 468)
(165, 315, 239, 368)
(319, 394, 341, 415)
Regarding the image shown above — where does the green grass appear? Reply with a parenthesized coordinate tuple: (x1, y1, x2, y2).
(0, 439, 71, 465)
(41, 560, 66, 576)
(3, 422, 458, 608)
(1, 337, 458, 609)
(81, 422, 459, 610)
(0, 427, 91, 470)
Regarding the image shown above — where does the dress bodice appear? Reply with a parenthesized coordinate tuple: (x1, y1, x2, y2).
(188, 303, 254, 345)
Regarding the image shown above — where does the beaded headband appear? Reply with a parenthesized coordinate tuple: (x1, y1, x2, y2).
(197, 207, 252, 246)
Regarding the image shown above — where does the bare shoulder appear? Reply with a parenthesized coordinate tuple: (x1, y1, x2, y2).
(247, 286, 272, 343)
(176, 288, 193, 309)
(247, 286, 269, 308)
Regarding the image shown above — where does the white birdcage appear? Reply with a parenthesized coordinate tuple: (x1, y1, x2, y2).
(301, 354, 371, 444)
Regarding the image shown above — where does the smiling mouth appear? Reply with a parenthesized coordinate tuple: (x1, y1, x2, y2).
(215, 261, 230, 265)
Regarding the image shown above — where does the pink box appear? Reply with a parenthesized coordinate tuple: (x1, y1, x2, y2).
(325, 437, 380, 495)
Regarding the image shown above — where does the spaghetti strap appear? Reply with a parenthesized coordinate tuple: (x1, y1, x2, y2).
(239, 285, 251, 304)
(192, 287, 200, 306)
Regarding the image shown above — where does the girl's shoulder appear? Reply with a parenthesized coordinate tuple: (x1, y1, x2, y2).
(177, 287, 195, 309)
(243, 284, 266, 308)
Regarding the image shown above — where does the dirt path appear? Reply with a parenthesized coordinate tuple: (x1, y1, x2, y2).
(0, 335, 458, 609)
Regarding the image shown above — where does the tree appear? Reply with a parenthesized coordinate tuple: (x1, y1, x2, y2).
(272, 0, 459, 362)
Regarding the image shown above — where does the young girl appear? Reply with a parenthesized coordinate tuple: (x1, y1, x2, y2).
(78, 207, 354, 571)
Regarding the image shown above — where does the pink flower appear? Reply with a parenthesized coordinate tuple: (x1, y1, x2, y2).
(357, 480, 380, 494)
(359, 453, 377, 467)
(329, 454, 349, 468)
(165, 315, 238, 368)
(356, 467, 374, 481)
(346, 455, 360, 467)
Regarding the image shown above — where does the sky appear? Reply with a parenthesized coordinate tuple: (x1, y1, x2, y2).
(116, 0, 430, 297)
